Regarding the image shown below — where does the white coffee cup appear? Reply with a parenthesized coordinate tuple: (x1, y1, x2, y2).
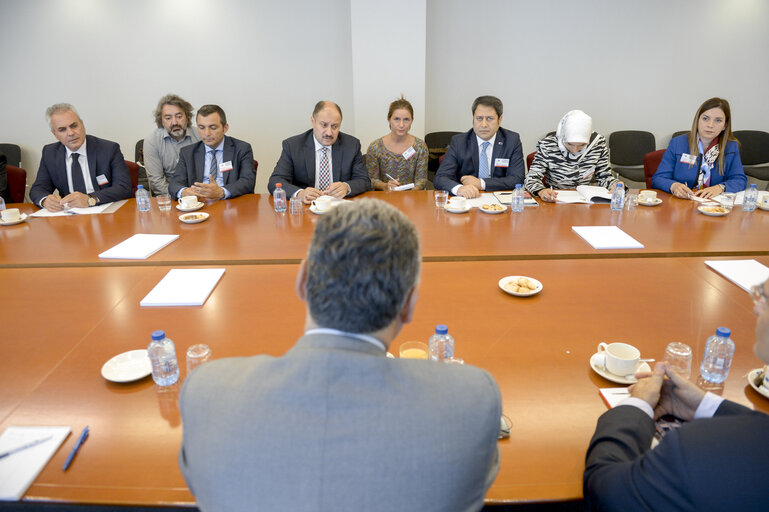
(1, 208, 21, 222)
(448, 196, 467, 210)
(761, 196, 769, 207)
(597, 342, 641, 376)
(312, 195, 335, 212)
(639, 190, 657, 203)
(179, 196, 198, 208)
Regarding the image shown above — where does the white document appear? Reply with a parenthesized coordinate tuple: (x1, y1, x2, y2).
(599, 388, 630, 408)
(705, 259, 769, 293)
(392, 183, 415, 191)
(556, 185, 612, 204)
(572, 226, 644, 249)
(465, 193, 501, 208)
(99, 234, 179, 260)
(29, 200, 126, 217)
(0, 426, 71, 501)
(140, 268, 225, 307)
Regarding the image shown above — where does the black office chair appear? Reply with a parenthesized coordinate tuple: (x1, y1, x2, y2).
(608, 131, 656, 184)
(0, 143, 22, 168)
(134, 138, 150, 193)
(672, 131, 689, 139)
(734, 130, 769, 182)
(425, 131, 460, 190)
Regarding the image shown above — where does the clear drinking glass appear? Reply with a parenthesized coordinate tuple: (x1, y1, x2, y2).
(186, 344, 212, 374)
(664, 342, 693, 379)
(434, 190, 448, 208)
(289, 197, 303, 214)
(156, 194, 172, 211)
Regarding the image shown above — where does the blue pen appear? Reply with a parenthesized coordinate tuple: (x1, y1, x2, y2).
(62, 426, 89, 471)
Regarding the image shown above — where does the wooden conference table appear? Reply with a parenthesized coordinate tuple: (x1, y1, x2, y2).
(1, 191, 768, 507)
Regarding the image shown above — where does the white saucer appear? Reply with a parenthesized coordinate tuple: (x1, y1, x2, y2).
(101, 349, 152, 383)
(0, 213, 28, 226)
(498, 275, 543, 297)
(697, 205, 729, 217)
(758, 203, 769, 212)
(444, 205, 471, 214)
(176, 202, 204, 212)
(310, 204, 334, 215)
(639, 198, 662, 207)
(747, 368, 769, 400)
(590, 352, 651, 384)
(179, 212, 209, 224)
(480, 204, 508, 214)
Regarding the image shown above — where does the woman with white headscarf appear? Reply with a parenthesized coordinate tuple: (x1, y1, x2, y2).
(525, 110, 622, 202)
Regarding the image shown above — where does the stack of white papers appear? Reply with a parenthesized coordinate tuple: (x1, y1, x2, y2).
(0, 426, 71, 501)
(30, 200, 126, 217)
(99, 234, 179, 260)
(705, 260, 769, 293)
(572, 226, 644, 249)
(140, 268, 226, 307)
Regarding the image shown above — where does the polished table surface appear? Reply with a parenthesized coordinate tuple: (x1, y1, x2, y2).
(2, 191, 768, 268)
(2, 257, 768, 505)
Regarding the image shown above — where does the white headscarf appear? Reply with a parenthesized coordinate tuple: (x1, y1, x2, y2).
(556, 110, 593, 161)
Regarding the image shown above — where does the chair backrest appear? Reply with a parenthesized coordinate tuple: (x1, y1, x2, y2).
(643, 149, 666, 189)
(424, 131, 460, 150)
(733, 130, 769, 165)
(0, 143, 22, 167)
(253, 159, 259, 173)
(526, 151, 535, 171)
(125, 160, 140, 194)
(135, 139, 144, 165)
(672, 131, 689, 139)
(6, 165, 27, 203)
(608, 131, 656, 166)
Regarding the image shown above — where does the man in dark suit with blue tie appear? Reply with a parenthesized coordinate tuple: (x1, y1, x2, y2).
(434, 96, 525, 198)
(169, 104, 256, 200)
(30, 103, 132, 211)
(268, 101, 370, 204)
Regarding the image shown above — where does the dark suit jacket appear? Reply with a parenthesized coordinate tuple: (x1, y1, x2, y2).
(268, 129, 370, 197)
(434, 128, 525, 192)
(584, 400, 769, 511)
(29, 135, 131, 206)
(0, 152, 7, 202)
(169, 136, 256, 198)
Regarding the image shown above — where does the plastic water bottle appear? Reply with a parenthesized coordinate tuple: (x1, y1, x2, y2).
(511, 184, 524, 213)
(148, 330, 179, 386)
(429, 324, 455, 362)
(610, 183, 624, 211)
(136, 185, 151, 212)
(698, 327, 735, 390)
(273, 183, 287, 213)
(742, 183, 758, 212)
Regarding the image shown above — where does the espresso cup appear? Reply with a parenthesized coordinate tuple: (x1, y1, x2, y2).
(448, 196, 466, 210)
(311, 196, 334, 212)
(1, 208, 21, 222)
(639, 190, 657, 203)
(597, 342, 641, 376)
(179, 196, 198, 208)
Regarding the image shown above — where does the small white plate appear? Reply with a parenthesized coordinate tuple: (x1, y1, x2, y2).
(590, 353, 651, 384)
(747, 368, 769, 400)
(310, 204, 333, 215)
(0, 213, 28, 226)
(498, 275, 543, 297)
(176, 202, 204, 212)
(444, 205, 471, 214)
(480, 204, 508, 214)
(697, 205, 729, 217)
(639, 198, 662, 207)
(101, 349, 152, 383)
(179, 212, 209, 224)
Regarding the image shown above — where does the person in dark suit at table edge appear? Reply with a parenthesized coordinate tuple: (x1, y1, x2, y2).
(267, 100, 370, 203)
(584, 278, 769, 511)
(29, 103, 132, 211)
(179, 199, 502, 512)
(433, 95, 525, 198)
(168, 104, 256, 200)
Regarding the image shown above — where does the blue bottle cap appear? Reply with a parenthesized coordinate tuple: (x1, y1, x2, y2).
(137, 185, 144, 189)
(514, 184, 522, 189)
(749, 184, 757, 189)
(435, 324, 448, 335)
(151, 330, 166, 340)
(716, 327, 731, 338)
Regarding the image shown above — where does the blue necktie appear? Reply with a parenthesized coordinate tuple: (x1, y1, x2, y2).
(479, 142, 490, 179)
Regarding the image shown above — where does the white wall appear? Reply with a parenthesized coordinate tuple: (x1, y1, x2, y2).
(426, 0, 769, 156)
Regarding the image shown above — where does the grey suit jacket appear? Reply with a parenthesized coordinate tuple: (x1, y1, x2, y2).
(169, 136, 256, 198)
(179, 332, 501, 512)
(268, 129, 371, 197)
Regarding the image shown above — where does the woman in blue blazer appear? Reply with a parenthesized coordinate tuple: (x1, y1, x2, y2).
(652, 97, 746, 199)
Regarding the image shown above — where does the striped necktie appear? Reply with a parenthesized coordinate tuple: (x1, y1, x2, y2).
(479, 141, 490, 179)
(318, 147, 331, 190)
(208, 149, 218, 185)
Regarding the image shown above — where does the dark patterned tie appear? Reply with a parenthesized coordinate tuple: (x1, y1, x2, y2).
(208, 149, 219, 185)
(318, 147, 331, 190)
(479, 142, 490, 179)
(71, 153, 86, 193)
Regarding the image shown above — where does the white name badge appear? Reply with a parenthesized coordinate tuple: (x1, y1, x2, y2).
(494, 158, 510, 168)
(680, 153, 697, 165)
(219, 161, 233, 172)
(402, 146, 416, 160)
(96, 174, 109, 185)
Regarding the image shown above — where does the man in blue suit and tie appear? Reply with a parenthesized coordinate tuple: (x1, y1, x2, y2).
(434, 96, 525, 198)
(169, 104, 256, 200)
(30, 103, 132, 211)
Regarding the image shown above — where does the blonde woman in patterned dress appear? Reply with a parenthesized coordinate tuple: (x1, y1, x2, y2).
(366, 96, 428, 191)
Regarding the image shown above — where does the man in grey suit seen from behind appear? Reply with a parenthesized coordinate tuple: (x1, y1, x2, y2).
(179, 198, 502, 512)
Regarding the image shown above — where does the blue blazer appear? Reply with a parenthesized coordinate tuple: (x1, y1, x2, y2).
(651, 134, 747, 193)
(268, 129, 371, 198)
(30, 135, 131, 206)
(433, 128, 525, 192)
(169, 136, 256, 198)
